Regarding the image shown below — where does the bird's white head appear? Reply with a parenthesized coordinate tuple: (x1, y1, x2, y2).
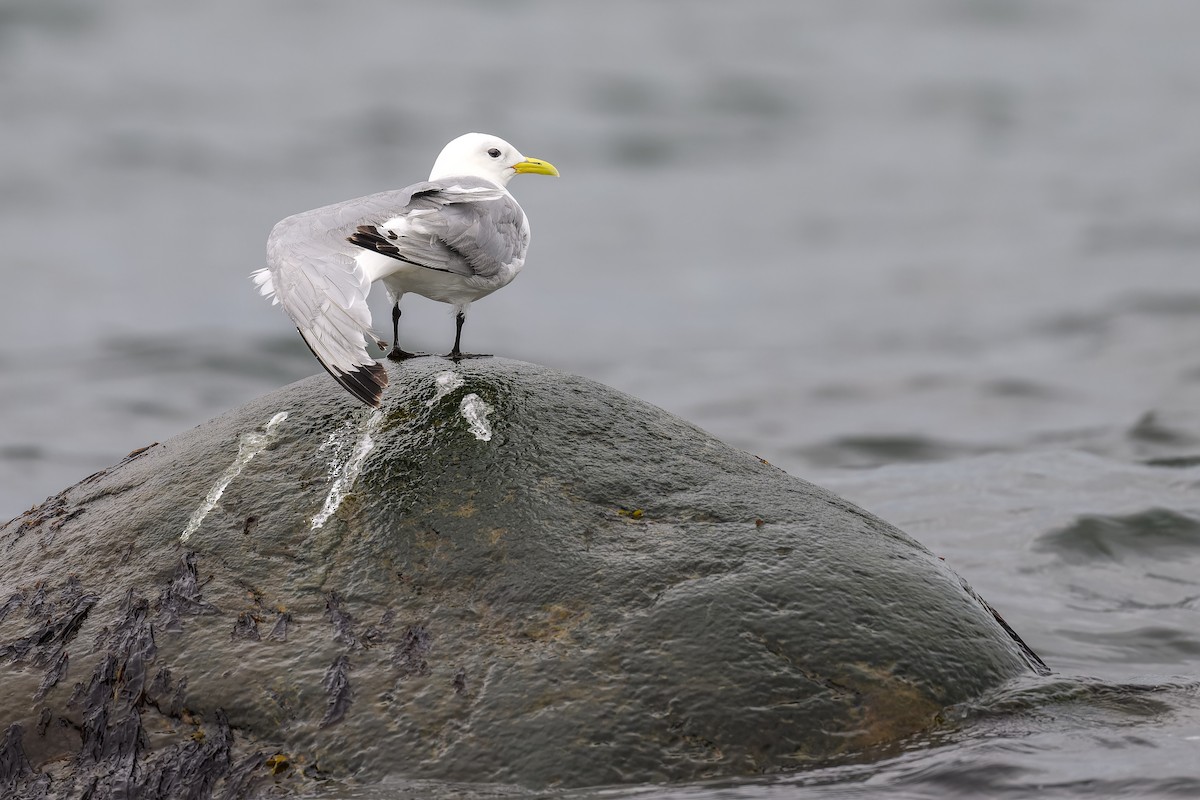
(428, 132, 559, 187)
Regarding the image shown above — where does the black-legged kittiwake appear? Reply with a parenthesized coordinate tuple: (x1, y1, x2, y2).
(252, 132, 559, 406)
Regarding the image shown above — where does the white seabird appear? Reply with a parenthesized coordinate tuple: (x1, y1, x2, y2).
(252, 132, 559, 407)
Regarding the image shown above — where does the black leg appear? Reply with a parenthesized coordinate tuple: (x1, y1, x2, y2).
(449, 312, 466, 359)
(446, 311, 492, 361)
(386, 303, 418, 361)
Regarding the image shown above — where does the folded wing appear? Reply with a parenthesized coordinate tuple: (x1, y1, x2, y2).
(348, 180, 528, 281)
(252, 179, 528, 408)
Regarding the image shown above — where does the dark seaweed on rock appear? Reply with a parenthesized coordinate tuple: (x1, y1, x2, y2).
(321, 655, 353, 728)
(25, 585, 46, 619)
(0, 724, 33, 788)
(7, 493, 81, 549)
(32, 652, 68, 702)
(99, 706, 147, 793)
(156, 553, 219, 632)
(230, 613, 260, 641)
(266, 610, 291, 642)
(135, 709, 233, 800)
(1, 591, 97, 667)
(1, 569, 296, 799)
(218, 751, 270, 800)
(56, 578, 83, 608)
(393, 625, 432, 678)
(146, 668, 188, 719)
(0, 593, 24, 624)
(81, 592, 180, 753)
(324, 591, 360, 650)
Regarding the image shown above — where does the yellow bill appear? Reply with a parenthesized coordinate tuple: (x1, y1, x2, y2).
(512, 157, 560, 177)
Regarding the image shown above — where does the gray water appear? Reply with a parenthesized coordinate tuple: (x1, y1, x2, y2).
(2, 1, 1199, 797)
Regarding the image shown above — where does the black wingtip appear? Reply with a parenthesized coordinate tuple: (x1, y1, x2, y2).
(335, 361, 388, 408)
(347, 225, 400, 257)
(346, 225, 451, 274)
(297, 328, 387, 408)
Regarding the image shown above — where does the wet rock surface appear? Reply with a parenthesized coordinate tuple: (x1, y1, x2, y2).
(0, 358, 1046, 797)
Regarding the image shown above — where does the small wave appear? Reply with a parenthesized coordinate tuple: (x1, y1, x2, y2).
(1143, 455, 1200, 469)
(979, 377, 1068, 400)
(1058, 626, 1200, 664)
(956, 674, 1187, 719)
(1035, 508, 1200, 562)
(794, 435, 993, 469)
(1127, 411, 1200, 447)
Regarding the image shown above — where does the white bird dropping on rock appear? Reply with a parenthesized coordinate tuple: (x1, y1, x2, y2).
(311, 409, 382, 530)
(251, 133, 559, 408)
(460, 394, 494, 441)
(426, 371, 466, 407)
(180, 411, 288, 542)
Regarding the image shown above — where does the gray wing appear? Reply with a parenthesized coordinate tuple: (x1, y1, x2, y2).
(346, 177, 530, 280)
(252, 186, 427, 407)
(251, 179, 527, 407)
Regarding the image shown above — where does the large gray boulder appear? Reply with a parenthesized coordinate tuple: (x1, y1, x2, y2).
(0, 358, 1045, 797)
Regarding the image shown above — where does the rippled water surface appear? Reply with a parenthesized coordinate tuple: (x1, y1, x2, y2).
(2, 1, 1199, 796)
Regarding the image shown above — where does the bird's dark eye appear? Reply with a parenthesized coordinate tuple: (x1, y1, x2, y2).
(487, 148, 501, 158)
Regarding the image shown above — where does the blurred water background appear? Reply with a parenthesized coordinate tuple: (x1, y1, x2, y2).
(2, 1, 1199, 797)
